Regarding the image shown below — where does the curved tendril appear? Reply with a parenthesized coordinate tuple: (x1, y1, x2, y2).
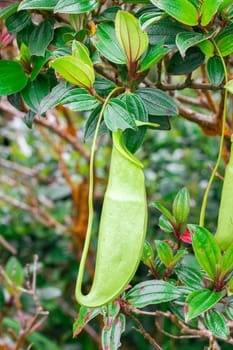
(199, 40, 228, 227)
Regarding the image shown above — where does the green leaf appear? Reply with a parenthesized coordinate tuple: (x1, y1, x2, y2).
(200, 0, 222, 26)
(227, 275, 233, 294)
(115, 11, 148, 63)
(216, 26, 233, 57)
(23, 110, 36, 129)
(167, 47, 205, 75)
(18, 0, 58, 10)
(138, 41, 171, 72)
(101, 313, 125, 350)
(84, 104, 108, 140)
(96, 6, 121, 21)
(151, 202, 175, 222)
(225, 79, 233, 94)
(0, 60, 28, 96)
(175, 266, 204, 289)
(225, 305, 233, 320)
(126, 280, 181, 308)
(158, 215, 174, 233)
(28, 20, 54, 56)
(6, 10, 31, 34)
(104, 98, 137, 132)
(119, 93, 148, 153)
(28, 332, 61, 350)
(39, 82, 71, 114)
(31, 51, 51, 81)
(50, 55, 95, 89)
(171, 250, 187, 266)
(6, 257, 24, 287)
(73, 306, 101, 337)
(172, 187, 190, 224)
(141, 240, 154, 266)
(151, 0, 198, 26)
(94, 77, 116, 97)
(147, 18, 189, 47)
(72, 41, 93, 67)
(137, 88, 178, 116)
(54, 0, 98, 14)
(0, 3, 19, 20)
(155, 240, 173, 267)
(21, 76, 50, 112)
(204, 310, 229, 339)
(185, 289, 223, 321)
(176, 31, 214, 58)
(191, 225, 222, 280)
(206, 56, 225, 87)
(139, 11, 163, 31)
(198, 40, 215, 57)
(92, 22, 127, 64)
(60, 88, 99, 111)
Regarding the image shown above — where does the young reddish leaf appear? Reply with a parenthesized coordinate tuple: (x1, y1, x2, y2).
(115, 11, 148, 65)
(180, 229, 192, 244)
(73, 306, 101, 337)
(191, 225, 222, 280)
(185, 289, 223, 321)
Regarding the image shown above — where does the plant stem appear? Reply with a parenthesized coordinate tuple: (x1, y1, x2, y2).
(199, 41, 229, 227)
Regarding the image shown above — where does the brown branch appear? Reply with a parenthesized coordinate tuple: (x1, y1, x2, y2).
(144, 78, 223, 91)
(176, 94, 210, 109)
(0, 158, 38, 177)
(0, 192, 67, 233)
(0, 235, 17, 254)
(155, 320, 200, 339)
(124, 311, 163, 350)
(34, 117, 90, 161)
(178, 104, 219, 131)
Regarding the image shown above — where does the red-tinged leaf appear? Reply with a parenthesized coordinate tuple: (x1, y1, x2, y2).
(115, 11, 148, 64)
(73, 306, 101, 337)
(126, 280, 181, 308)
(180, 229, 192, 244)
(190, 225, 222, 280)
(102, 313, 125, 350)
(185, 289, 223, 321)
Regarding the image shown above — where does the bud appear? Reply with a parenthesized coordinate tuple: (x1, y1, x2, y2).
(172, 187, 190, 224)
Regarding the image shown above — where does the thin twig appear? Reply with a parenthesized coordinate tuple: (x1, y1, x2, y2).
(124, 311, 163, 350)
(0, 235, 17, 254)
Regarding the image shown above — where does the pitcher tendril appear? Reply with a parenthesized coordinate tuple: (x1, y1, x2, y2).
(199, 40, 228, 227)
